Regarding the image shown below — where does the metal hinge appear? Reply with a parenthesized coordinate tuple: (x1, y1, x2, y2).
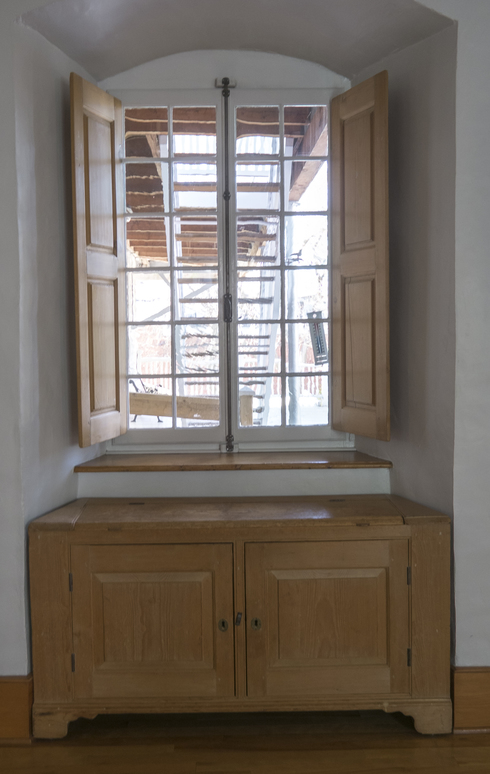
(407, 648, 412, 667)
(69, 573, 73, 592)
(407, 567, 411, 585)
(71, 653, 76, 672)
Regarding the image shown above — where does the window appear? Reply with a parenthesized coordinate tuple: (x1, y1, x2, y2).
(70, 71, 389, 450)
(123, 93, 332, 450)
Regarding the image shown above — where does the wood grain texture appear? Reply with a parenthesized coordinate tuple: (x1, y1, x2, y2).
(29, 496, 451, 738)
(29, 532, 73, 704)
(410, 522, 451, 700)
(71, 72, 127, 447)
(453, 668, 490, 731)
(0, 677, 33, 739)
(74, 451, 393, 473)
(331, 71, 390, 441)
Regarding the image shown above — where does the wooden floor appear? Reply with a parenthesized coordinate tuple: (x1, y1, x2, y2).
(1, 711, 489, 773)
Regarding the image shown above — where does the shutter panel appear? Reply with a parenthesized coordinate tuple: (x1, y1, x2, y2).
(71, 74, 128, 447)
(331, 71, 390, 441)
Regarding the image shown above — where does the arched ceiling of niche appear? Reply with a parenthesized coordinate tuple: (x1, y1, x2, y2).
(22, 0, 453, 82)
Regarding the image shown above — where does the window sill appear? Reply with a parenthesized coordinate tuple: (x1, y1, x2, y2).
(74, 451, 392, 473)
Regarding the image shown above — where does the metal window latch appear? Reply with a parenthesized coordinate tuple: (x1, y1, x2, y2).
(235, 612, 242, 626)
(223, 293, 233, 323)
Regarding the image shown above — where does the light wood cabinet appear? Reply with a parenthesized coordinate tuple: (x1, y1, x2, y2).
(29, 495, 452, 738)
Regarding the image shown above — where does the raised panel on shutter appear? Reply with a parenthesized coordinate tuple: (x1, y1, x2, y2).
(71, 73, 127, 447)
(331, 72, 389, 440)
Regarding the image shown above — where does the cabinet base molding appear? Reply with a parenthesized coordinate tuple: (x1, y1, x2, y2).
(453, 667, 490, 732)
(0, 676, 33, 739)
(32, 698, 453, 739)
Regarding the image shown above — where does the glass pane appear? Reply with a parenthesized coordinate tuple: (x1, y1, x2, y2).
(173, 107, 217, 156)
(236, 107, 279, 155)
(286, 160, 328, 212)
(285, 215, 328, 265)
(175, 376, 220, 428)
(128, 324, 171, 378)
(237, 216, 279, 266)
(287, 375, 329, 426)
(125, 108, 168, 158)
(238, 323, 281, 373)
(236, 164, 280, 211)
(126, 217, 169, 267)
(174, 216, 218, 267)
(127, 271, 171, 322)
(237, 269, 280, 321)
(286, 322, 329, 371)
(285, 268, 329, 319)
(284, 106, 328, 156)
(129, 377, 172, 429)
(173, 163, 217, 210)
(176, 324, 219, 374)
(238, 374, 281, 427)
(176, 271, 219, 320)
(126, 162, 168, 213)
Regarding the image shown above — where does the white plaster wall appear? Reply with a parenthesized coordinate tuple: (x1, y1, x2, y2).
(353, 25, 457, 519)
(99, 50, 349, 92)
(78, 468, 390, 499)
(418, 0, 490, 667)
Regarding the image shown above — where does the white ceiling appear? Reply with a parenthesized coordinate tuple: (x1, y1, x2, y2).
(22, 0, 453, 82)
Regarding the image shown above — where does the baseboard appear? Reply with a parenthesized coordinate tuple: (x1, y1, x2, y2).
(0, 675, 33, 739)
(453, 667, 490, 732)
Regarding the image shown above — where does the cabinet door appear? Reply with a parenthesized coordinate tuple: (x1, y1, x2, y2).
(245, 540, 409, 698)
(71, 543, 234, 699)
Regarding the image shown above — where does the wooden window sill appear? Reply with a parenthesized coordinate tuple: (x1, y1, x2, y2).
(74, 451, 392, 473)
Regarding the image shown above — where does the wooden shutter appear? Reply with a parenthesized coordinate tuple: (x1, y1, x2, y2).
(331, 71, 390, 440)
(71, 74, 127, 447)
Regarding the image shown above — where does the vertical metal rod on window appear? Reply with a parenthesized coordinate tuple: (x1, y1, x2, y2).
(217, 77, 235, 451)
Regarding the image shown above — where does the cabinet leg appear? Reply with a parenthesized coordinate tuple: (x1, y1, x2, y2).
(32, 710, 71, 739)
(408, 701, 453, 735)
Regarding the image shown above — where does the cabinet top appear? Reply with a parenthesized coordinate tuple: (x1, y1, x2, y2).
(28, 494, 450, 532)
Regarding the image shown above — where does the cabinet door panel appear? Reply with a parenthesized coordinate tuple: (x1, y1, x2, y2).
(246, 540, 409, 698)
(71, 544, 234, 699)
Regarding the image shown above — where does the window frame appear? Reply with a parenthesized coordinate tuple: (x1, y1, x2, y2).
(110, 86, 353, 452)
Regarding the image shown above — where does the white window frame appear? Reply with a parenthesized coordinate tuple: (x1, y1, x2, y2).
(110, 86, 353, 452)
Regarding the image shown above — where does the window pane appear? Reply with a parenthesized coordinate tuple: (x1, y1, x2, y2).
(125, 108, 168, 158)
(237, 269, 280, 321)
(127, 271, 171, 322)
(175, 324, 219, 374)
(237, 216, 279, 266)
(236, 164, 280, 211)
(173, 107, 217, 156)
(285, 268, 329, 319)
(126, 162, 168, 213)
(284, 106, 328, 157)
(285, 215, 328, 266)
(128, 324, 171, 378)
(129, 377, 172, 429)
(174, 216, 218, 267)
(287, 375, 329, 426)
(173, 163, 217, 210)
(176, 271, 219, 320)
(126, 218, 169, 267)
(286, 322, 329, 371)
(286, 160, 328, 212)
(238, 374, 281, 427)
(176, 376, 219, 428)
(238, 323, 281, 373)
(236, 107, 279, 155)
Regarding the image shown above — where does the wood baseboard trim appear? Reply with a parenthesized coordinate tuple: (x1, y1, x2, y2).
(0, 675, 33, 739)
(453, 667, 490, 731)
